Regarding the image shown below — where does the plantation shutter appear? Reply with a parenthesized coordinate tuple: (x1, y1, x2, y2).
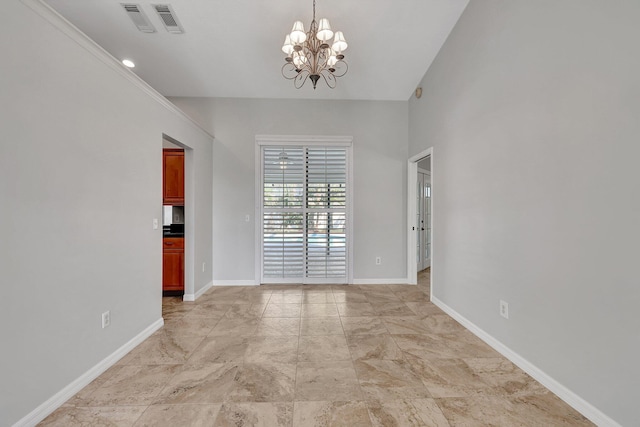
(262, 147, 305, 279)
(261, 144, 348, 283)
(305, 147, 347, 280)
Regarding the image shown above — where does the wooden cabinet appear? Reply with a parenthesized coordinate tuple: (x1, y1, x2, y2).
(162, 149, 184, 294)
(163, 237, 184, 293)
(163, 149, 184, 205)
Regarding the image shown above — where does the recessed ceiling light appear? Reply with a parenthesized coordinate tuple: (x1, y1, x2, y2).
(122, 59, 135, 68)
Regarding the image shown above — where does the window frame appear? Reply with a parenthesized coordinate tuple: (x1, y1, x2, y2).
(255, 135, 354, 285)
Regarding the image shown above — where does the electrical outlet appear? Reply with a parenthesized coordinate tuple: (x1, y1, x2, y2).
(375, 256, 381, 265)
(152, 218, 159, 229)
(202, 262, 206, 272)
(102, 311, 111, 328)
(245, 214, 250, 222)
(500, 300, 509, 319)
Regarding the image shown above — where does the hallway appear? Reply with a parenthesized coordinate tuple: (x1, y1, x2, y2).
(41, 271, 592, 426)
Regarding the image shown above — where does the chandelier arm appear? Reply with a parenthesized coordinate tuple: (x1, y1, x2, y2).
(294, 70, 310, 89)
(281, 62, 295, 80)
(331, 60, 348, 78)
(305, 48, 315, 74)
(320, 70, 337, 89)
(316, 47, 325, 72)
(282, 63, 300, 80)
(312, 51, 319, 76)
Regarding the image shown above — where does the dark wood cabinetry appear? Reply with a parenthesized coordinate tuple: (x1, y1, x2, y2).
(163, 237, 184, 293)
(162, 148, 184, 295)
(163, 149, 184, 205)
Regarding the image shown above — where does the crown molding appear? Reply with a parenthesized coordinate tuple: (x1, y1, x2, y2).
(20, 0, 214, 141)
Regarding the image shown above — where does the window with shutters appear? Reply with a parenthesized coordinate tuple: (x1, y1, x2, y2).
(258, 136, 352, 284)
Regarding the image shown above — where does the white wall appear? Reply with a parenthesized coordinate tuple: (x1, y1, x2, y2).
(163, 138, 182, 148)
(0, 1, 213, 425)
(409, 1, 640, 425)
(170, 97, 408, 284)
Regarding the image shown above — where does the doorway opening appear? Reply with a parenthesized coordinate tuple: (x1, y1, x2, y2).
(162, 135, 194, 300)
(407, 148, 433, 292)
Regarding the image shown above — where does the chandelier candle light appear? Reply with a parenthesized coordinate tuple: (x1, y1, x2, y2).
(281, 0, 348, 89)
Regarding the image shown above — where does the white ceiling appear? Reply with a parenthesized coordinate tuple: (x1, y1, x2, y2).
(44, 0, 468, 101)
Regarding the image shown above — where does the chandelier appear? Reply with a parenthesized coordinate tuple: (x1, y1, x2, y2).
(281, 0, 348, 90)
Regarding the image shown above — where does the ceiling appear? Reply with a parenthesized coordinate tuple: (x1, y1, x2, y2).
(43, 0, 469, 101)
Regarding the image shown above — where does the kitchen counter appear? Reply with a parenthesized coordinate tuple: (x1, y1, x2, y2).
(163, 224, 184, 238)
(163, 232, 184, 237)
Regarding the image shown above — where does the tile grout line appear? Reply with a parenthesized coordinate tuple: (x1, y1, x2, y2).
(334, 287, 377, 426)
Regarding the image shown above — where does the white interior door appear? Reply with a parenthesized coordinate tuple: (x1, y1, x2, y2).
(417, 171, 431, 271)
(416, 173, 423, 268)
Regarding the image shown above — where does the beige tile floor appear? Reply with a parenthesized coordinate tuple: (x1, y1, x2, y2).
(41, 270, 593, 426)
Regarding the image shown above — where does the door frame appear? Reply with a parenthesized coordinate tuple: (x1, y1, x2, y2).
(407, 148, 433, 288)
(163, 134, 194, 300)
(255, 135, 354, 285)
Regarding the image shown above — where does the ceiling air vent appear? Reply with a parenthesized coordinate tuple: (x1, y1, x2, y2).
(121, 3, 156, 33)
(153, 4, 184, 34)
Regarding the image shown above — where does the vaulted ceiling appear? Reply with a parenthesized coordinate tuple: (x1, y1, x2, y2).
(44, 0, 469, 101)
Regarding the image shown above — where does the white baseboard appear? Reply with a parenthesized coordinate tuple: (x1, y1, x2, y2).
(353, 278, 409, 285)
(13, 318, 164, 427)
(213, 280, 259, 286)
(208, 279, 410, 286)
(183, 280, 213, 301)
(431, 297, 621, 427)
